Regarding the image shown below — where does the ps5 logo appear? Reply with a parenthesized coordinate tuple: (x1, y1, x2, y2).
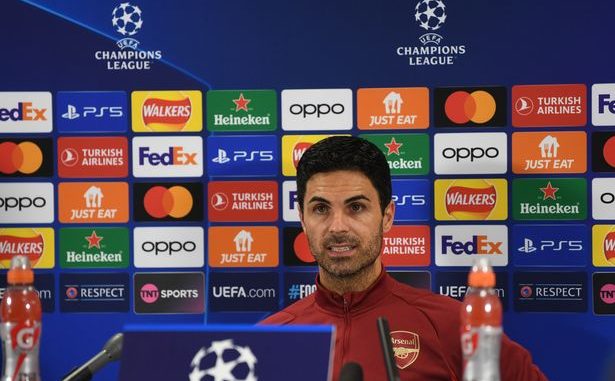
(61, 104, 123, 120)
(392, 194, 426, 206)
(211, 149, 274, 164)
(518, 238, 583, 253)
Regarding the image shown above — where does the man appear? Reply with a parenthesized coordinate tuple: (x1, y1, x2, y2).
(261, 136, 547, 381)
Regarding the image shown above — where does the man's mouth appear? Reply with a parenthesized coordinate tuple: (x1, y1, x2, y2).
(326, 244, 356, 257)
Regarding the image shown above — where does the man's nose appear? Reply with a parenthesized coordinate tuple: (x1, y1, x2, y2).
(328, 210, 350, 233)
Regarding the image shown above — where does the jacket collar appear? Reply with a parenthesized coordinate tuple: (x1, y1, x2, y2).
(314, 266, 395, 314)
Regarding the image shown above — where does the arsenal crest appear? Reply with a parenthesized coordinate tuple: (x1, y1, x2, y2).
(390, 330, 420, 369)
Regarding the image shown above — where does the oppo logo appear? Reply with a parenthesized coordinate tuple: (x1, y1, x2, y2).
(141, 240, 197, 256)
(442, 147, 499, 162)
(601, 192, 614, 204)
(289, 103, 345, 118)
(0, 196, 46, 211)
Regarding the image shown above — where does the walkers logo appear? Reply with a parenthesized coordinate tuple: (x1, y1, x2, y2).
(357, 88, 429, 130)
(60, 273, 129, 313)
(512, 84, 586, 127)
(284, 271, 317, 307)
(593, 273, 615, 315)
(207, 135, 278, 177)
(208, 226, 279, 268)
(281, 89, 353, 131)
(435, 225, 508, 266)
(0, 183, 54, 224)
(131, 91, 202, 132)
(0, 92, 52, 133)
(58, 137, 128, 178)
(592, 225, 615, 267)
(0, 228, 54, 269)
(208, 181, 278, 222)
(435, 271, 508, 309)
(95, 3, 163, 70)
(0, 274, 55, 313)
(592, 132, 615, 173)
(512, 178, 587, 220)
(133, 136, 203, 177)
(283, 227, 315, 266)
(434, 133, 507, 175)
(512, 132, 587, 174)
(208, 272, 278, 312)
(360, 134, 430, 176)
(395, 0, 467, 66)
(390, 331, 420, 369)
(593, 179, 615, 220)
(59, 228, 128, 269)
(59, 182, 128, 223)
(283, 181, 300, 222)
(56, 91, 127, 133)
(434, 179, 507, 221)
(512, 224, 588, 267)
(207, 90, 277, 132)
(134, 272, 204, 314)
(592, 83, 615, 126)
(381, 226, 430, 267)
(133, 182, 203, 222)
(514, 272, 586, 312)
(134, 227, 204, 268)
(392, 179, 430, 221)
(0, 139, 52, 177)
(434, 87, 506, 127)
(282, 135, 346, 176)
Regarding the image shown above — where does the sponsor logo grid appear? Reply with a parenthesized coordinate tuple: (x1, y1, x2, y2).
(0, 84, 611, 317)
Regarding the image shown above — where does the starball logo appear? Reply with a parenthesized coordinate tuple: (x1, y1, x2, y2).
(396, 0, 467, 66)
(94, 2, 162, 70)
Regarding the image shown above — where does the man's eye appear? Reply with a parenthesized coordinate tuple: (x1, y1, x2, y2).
(350, 203, 364, 213)
(314, 204, 329, 214)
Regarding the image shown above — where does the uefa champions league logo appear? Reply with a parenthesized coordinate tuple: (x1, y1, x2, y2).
(111, 2, 143, 49)
(414, 0, 447, 45)
(189, 339, 258, 381)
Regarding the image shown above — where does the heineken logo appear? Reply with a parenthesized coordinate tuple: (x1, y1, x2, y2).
(513, 178, 587, 221)
(207, 90, 276, 132)
(60, 228, 128, 268)
(361, 134, 429, 175)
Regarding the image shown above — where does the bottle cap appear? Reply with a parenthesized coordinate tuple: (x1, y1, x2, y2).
(468, 257, 495, 288)
(7, 256, 34, 284)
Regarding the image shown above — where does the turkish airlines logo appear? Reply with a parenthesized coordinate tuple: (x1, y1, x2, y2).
(434, 87, 506, 127)
(512, 84, 586, 127)
(0, 183, 54, 223)
(381, 226, 430, 267)
(208, 181, 278, 222)
(281, 89, 353, 131)
(58, 182, 128, 223)
(0, 139, 52, 177)
(357, 87, 429, 130)
(435, 179, 507, 221)
(57, 137, 128, 178)
(434, 133, 507, 175)
(133, 182, 203, 222)
(131, 91, 202, 132)
(512, 131, 586, 174)
(0, 92, 52, 132)
(133, 136, 203, 177)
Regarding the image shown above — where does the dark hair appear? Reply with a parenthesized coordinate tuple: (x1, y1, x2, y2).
(296, 136, 392, 213)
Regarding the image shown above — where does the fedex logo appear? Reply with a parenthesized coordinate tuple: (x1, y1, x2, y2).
(592, 84, 615, 126)
(139, 146, 198, 166)
(207, 135, 278, 177)
(283, 181, 300, 222)
(598, 94, 615, 114)
(441, 235, 503, 255)
(132, 137, 202, 178)
(435, 225, 508, 266)
(0, 92, 52, 132)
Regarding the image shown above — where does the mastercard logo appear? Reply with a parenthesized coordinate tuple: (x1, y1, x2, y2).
(143, 185, 193, 218)
(0, 141, 43, 174)
(445, 91, 496, 124)
(603, 136, 615, 168)
(293, 231, 315, 263)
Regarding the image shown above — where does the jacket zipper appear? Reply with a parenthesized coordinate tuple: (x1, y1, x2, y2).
(342, 296, 351, 365)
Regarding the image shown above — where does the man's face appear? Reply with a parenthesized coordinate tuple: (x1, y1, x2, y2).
(299, 170, 394, 279)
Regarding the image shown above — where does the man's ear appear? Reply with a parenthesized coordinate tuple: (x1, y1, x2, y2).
(382, 200, 395, 233)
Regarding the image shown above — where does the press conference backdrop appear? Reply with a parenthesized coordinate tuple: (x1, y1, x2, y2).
(0, 0, 613, 380)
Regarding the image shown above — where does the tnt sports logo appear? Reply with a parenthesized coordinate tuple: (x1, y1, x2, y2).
(434, 87, 506, 127)
(134, 272, 204, 313)
(592, 84, 615, 126)
(189, 339, 257, 381)
(131, 91, 203, 132)
(133, 136, 203, 177)
(434, 132, 507, 175)
(435, 225, 508, 266)
(281, 89, 353, 131)
(594, 273, 615, 315)
(0, 92, 52, 133)
(0, 139, 52, 177)
(434, 179, 507, 221)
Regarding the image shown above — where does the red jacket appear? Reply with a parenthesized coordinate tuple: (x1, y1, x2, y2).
(261, 271, 547, 381)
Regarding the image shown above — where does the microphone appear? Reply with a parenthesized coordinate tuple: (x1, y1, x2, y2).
(62, 333, 123, 381)
(339, 362, 363, 381)
(377, 317, 401, 381)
